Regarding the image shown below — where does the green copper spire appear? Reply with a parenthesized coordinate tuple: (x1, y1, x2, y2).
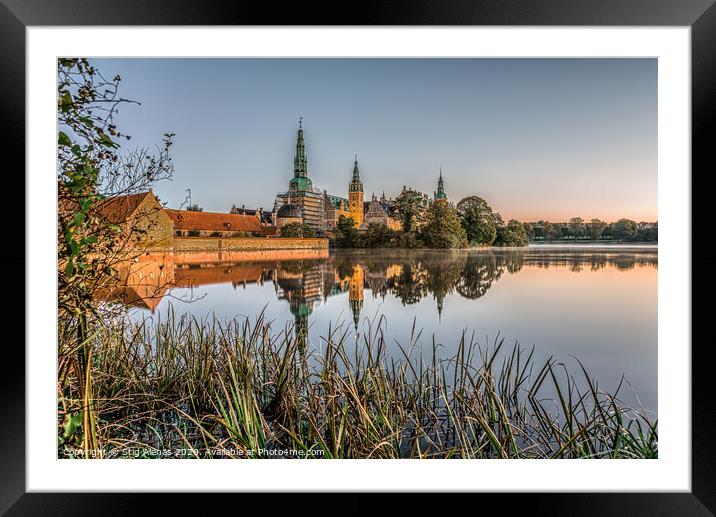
(435, 167, 447, 200)
(289, 117, 312, 191)
(349, 154, 363, 193)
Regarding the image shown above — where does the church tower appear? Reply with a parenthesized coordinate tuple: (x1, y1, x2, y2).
(348, 154, 364, 227)
(289, 117, 312, 191)
(434, 168, 448, 202)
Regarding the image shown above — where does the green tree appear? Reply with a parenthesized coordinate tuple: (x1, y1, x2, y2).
(57, 58, 174, 456)
(568, 217, 586, 239)
(522, 222, 534, 241)
(456, 196, 499, 245)
(587, 218, 608, 240)
(541, 221, 559, 241)
(637, 223, 658, 242)
(394, 189, 425, 233)
(610, 218, 638, 241)
(398, 231, 421, 249)
(333, 215, 359, 247)
(279, 222, 317, 238)
(420, 202, 467, 249)
(494, 219, 529, 247)
(360, 223, 399, 248)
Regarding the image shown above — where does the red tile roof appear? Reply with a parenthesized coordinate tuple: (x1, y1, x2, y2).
(97, 192, 151, 223)
(165, 209, 264, 233)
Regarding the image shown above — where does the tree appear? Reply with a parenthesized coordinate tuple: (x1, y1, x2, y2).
(494, 219, 529, 247)
(541, 221, 560, 241)
(610, 218, 638, 241)
(360, 223, 399, 248)
(334, 215, 359, 247)
(637, 223, 658, 242)
(420, 201, 467, 249)
(456, 196, 500, 246)
(568, 217, 586, 239)
(394, 189, 425, 233)
(522, 222, 534, 241)
(57, 58, 174, 456)
(279, 222, 316, 238)
(456, 253, 501, 299)
(587, 218, 608, 240)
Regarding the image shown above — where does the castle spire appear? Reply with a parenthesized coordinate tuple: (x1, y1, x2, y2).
(435, 167, 447, 201)
(289, 117, 312, 191)
(349, 153, 363, 193)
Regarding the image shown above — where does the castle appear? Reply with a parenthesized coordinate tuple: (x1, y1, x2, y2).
(273, 119, 447, 233)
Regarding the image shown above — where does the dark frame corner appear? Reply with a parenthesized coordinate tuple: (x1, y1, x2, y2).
(3, 0, 714, 514)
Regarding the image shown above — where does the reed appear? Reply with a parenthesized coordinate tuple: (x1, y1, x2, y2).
(57, 309, 657, 459)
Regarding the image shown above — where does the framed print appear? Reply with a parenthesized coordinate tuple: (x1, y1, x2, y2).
(3, 0, 714, 512)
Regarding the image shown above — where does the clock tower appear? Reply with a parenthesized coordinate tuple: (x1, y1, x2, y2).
(348, 154, 364, 227)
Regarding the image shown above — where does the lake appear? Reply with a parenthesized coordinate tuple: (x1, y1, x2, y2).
(119, 244, 657, 416)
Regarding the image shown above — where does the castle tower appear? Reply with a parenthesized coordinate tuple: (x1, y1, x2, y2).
(289, 117, 312, 191)
(348, 263, 365, 332)
(434, 167, 448, 202)
(348, 154, 364, 227)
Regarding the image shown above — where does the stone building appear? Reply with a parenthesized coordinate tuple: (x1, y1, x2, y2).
(274, 120, 374, 233)
(166, 208, 272, 237)
(271, 119, 449, 235)
(363, 194, 402, 231)
(274, 118, 328, 232)
(230, 204, 273, 225)
(275, 201, 303, 228)
(324, 192, 351, 229)
(97, 189, 173, 250)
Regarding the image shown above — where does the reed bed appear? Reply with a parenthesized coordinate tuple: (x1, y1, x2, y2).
(57, 310, 657, 459)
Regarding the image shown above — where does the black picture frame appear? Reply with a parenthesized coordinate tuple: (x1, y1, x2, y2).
(3, 0, 712, 513)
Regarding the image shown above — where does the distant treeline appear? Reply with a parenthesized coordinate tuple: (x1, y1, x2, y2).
(524, 218, 657, 243)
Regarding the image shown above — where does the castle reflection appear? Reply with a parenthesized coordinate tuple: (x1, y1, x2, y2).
(101, 248, 658, 341)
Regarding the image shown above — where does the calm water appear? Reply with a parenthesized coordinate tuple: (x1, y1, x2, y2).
(121, 245, 657, 414)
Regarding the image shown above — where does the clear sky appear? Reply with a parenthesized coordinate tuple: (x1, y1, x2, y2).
(92, 58, 657, 222)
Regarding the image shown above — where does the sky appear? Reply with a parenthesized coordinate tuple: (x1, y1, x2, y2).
(92, 58, 657, 222)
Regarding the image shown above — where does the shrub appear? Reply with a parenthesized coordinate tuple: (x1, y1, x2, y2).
(280, 222, 317, 238)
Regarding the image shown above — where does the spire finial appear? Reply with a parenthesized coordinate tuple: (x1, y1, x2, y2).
(299, 116, 302, 129)
(349, 154, 363, 193)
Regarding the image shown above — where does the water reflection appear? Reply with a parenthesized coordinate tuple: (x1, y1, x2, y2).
(106, 247, 657, 328)
(102, 246, 657, 414)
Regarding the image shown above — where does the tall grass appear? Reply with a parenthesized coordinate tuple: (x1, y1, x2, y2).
(57, 310, 657, 459)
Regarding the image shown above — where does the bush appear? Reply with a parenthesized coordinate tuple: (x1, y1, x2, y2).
(279, 222, 317, 238)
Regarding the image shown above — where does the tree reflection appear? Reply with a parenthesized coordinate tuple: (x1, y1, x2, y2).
(104, 249, 657, 328)
(456, 252, 502, 300)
